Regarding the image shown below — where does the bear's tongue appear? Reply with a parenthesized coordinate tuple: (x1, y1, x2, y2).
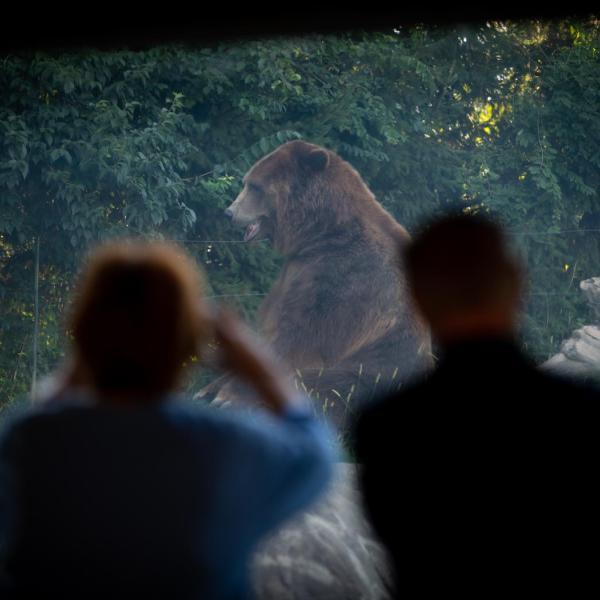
(244, 221, 260, 242)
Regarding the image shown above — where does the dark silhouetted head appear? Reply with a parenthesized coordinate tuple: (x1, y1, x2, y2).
(69, 240, 211, 402)
(403, 213, 524, 343)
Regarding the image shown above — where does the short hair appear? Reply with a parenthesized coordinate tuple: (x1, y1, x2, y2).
(403, 213, 522, 322)
(69, 240, 210, 399)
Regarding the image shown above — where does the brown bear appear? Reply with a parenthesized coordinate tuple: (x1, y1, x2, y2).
(210, 140, 432, 431)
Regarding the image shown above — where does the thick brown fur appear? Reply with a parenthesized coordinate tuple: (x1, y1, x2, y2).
(208, 140, 432, 430)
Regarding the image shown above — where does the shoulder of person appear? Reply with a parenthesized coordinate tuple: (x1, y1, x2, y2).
(163, 395, 329, 446)
(0, 405, 52, 459)
(355, 376, 430, 428)
(351, 378, 429, 459)
(532, 368, 600, 402)
(0, 397, 67, 438)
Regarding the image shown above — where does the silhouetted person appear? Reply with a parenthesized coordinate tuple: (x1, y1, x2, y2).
(0, 240, 334, 600)
(353, 213, 598, 598)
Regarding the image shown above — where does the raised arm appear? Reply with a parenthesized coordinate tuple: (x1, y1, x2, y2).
(206, 307, 336, 535)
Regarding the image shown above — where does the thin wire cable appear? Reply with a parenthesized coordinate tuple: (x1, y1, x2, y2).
(205, 292, 267, 299)
(167, 230, 600, 242)
(506, 228, 600, 236)
(173, 229, 600, 241)
(210, 291, 587, 299)
(173, 239, 268, 244)
(31, 237, 40, 401)
(527, 292, 583, 296)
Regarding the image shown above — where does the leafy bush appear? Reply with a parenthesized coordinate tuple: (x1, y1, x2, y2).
(2, 20, 599, 412)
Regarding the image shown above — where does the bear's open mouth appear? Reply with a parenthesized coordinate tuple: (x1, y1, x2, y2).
(244, 220, 261, 242)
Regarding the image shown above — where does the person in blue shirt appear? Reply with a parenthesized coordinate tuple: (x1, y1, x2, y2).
(0, 240, 335, 599)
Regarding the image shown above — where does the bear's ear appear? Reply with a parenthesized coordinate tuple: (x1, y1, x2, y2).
(300, 148, 329, 173)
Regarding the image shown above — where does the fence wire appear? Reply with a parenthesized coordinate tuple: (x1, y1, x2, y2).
(102, 229, 600, 243)
(1, 226, 599, 403)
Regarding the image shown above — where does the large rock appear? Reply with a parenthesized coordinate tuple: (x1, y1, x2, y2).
(581, 278, 600, 321)
(252, 463, 393, 600)
(541, 278, 600, 382)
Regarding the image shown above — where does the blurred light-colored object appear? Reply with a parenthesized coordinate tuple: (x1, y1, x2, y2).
(541, 278, 600, 381)
(580, 277, 600, 322)
(252, 463, 393, 600)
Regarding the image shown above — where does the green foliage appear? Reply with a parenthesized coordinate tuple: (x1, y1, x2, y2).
(2, 20, 600, 411)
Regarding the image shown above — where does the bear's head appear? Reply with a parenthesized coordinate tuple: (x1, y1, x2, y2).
(225, 140, 341, 251)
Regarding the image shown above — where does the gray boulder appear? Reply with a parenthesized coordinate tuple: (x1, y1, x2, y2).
(252, 463, 393, 600)
(581, 277, 600, 322)
(541, 277, 600, 382)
